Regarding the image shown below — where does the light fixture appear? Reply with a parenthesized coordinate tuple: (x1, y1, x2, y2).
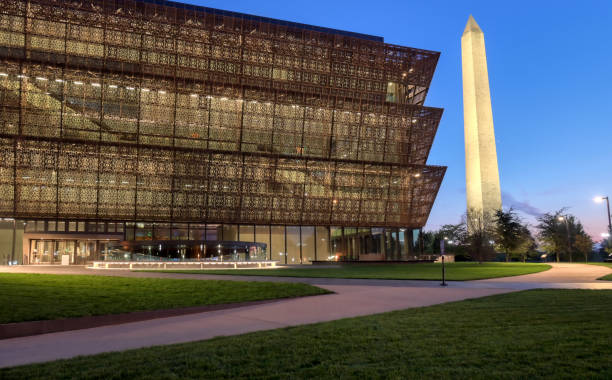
(109, 84, 118, 88)
(35, 77, 47, 81)
(0, 73, 7, 77)
(126, 86, 135, 90)
(55, 79, 63, 83)
(141, 88, 150, 92)
(73, 81, 83, 85)
(91, 83, 101, 87)
(190, 93, 198, 97)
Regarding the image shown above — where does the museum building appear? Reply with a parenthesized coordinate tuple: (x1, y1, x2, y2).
(0, 0, 445, 264)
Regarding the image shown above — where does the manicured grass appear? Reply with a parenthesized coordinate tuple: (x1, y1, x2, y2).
(0, 273, 329, 324)
(151, 262, 551, 281)
(589, 262, 612, 280)
(3, 289, 611, 379)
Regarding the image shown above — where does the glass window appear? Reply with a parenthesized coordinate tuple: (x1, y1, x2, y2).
(57, 221, 65, 232)
(330, 227, 344, 261)
(25, 221, 36, 233)
(47, 221, 56, 232)
(87, 222, 98, 232)
(270, 225, 285, 263)
(36, 221, 45, 232)
(172, 223, 188, 240)
(286, 226, 300, 264)
(344, 228, 358, 261)
(116, 223, 124, 233)
(135, 222, 153, 241)
(255, 225, 270, 259)
(301, 226, 315, 263)
(125, 222, 135, 240)
(107, 223, 116, 233)
(385, 228, 399, 260)
(154, 223, 171, 240)
(399, 228, 407, 259)
(77, 222, 85, 232)
(97, 222, 106, 233)
(189, 224, 206, 240)
(316, 226, 330, 261)
(412, 229, 421, 257)
(239, 225, 254, 242)
(222, 224, 238, 241)
(68, 221, 77, 232)
(370, 228, 384, 256)
(206, 224, 221, 241)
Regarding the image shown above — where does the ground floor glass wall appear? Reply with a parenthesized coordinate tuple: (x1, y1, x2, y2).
(123, 223, 422, 263)
(3, 219, 423, 264)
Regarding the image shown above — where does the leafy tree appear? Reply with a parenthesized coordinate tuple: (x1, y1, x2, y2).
(422, 223, 468, 257)
(514, 225, 538, 262)
(573, 233, 593, 262)
(492, 208, 524, 262)
(536, 209, 590, 262)
(465, 209, 495, 263)
(536, 210, 566, 262)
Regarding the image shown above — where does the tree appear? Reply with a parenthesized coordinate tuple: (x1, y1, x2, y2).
(574, 233, 593, 262)
(536, 209, 590, 262)
(422, 223, 468, 257)
(536, 210, 566, 262)
(465, 209, 495, 263)
(492, 208, 524, 262)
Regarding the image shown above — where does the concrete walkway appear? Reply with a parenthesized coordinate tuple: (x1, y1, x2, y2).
(0, 263, 610, 368)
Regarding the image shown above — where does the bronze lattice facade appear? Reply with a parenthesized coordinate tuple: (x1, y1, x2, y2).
(0, 0, 445, 263)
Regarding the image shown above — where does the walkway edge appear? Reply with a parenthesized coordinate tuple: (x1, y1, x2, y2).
(0, 296, 314, 340)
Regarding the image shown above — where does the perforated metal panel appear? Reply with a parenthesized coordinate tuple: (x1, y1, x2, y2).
(0, 0, 445, 229)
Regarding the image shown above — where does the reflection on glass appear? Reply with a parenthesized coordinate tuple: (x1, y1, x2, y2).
(255, 225, 270, 259)
(286, 226, 300, 264)
(271, 225, 285, 263)
(301, 226, 315, 263)
(316, 226, 330, 261)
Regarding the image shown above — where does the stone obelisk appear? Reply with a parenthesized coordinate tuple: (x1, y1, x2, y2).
(461, 15, 502, 227)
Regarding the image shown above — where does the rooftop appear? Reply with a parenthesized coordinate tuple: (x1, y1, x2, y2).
(142, 0, 384, 42)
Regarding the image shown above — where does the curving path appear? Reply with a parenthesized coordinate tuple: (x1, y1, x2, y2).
(0, 263, 610, 368)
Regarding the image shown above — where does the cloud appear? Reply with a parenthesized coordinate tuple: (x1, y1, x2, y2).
(501, 192, 544, 218)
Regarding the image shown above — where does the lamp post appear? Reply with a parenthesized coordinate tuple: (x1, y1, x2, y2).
(594, 196, 611, 242)
(558, 216, 571, 263)
(440, 237, 447, 286)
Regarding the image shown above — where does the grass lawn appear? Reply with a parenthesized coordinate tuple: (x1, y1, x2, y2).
(149, 262, 551, 281)
(2, 289, 611, 379)
(0, 274, 329, 324)
(589, 262, 612, 281)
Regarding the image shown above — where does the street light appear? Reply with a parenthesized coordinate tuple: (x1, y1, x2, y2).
(594, 196, 612, 240)
(558, 216, 571, 263)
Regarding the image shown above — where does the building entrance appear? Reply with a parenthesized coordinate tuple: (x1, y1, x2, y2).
(27, 239, 120, 265)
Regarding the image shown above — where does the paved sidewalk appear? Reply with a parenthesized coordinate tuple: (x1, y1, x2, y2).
(0, 263, 610, 368)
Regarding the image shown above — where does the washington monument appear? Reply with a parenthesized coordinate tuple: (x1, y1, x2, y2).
(461, 15, 502, 226)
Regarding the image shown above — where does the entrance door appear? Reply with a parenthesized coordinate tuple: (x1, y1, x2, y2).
(30, 240, 55, 264)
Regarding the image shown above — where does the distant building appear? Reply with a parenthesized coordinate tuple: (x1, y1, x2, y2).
(0, 0, 445, 264)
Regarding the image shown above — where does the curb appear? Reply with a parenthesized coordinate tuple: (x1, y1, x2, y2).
(0, 298, 282, 340)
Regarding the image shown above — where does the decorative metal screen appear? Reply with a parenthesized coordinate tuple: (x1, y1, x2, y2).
(0, 0, 445, 229)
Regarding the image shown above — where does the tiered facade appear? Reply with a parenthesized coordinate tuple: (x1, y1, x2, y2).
(0, 0, 445, 263)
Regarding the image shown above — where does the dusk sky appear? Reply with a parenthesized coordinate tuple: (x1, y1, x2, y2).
(188, 0, 612, 239)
